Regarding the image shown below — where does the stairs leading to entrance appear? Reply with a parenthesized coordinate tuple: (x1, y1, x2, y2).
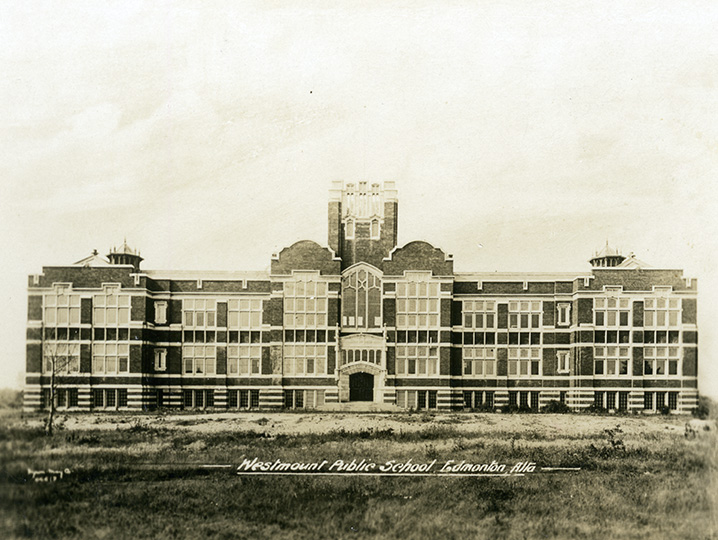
(317, 402, 403, 413)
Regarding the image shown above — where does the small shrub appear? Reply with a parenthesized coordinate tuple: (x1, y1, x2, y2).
(691, 396, 711, 419)
(584, 404, 607, 415)
(541, 400, 571, 414)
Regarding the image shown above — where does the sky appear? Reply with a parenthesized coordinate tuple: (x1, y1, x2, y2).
(1, 1, 717, 397)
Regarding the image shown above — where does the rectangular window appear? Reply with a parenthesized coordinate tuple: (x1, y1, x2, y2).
(182, 299, 217, 328)
(395, 345, 439, 376)
(154, 349, 167, 371)
(643, 392, 653, 410)
(93, 388, 104, 408)
(118, 389, 128, 408)
(618, 392, 629, 411)
(462, 300, 497, 329)
(507, 347, 541, 377)
(462, 347, 496, 376)
(508, 301, 542, 330)
(643, 346, 681, 377)
(284, 275, 328, 329)
(668, 392, 678, 411)
(594, 346, 631, 376)
(644, 297, 681, 328)
(594, 296, 631, 328)
(68, 388, 79, 408)
(485, 391, 494, 408)
(395, 275, 441, 329)
(155, 301, 168, 324)
(556, 350, 570, 373)
(250, 390, 260, 409)
(557, 303, 571, 326)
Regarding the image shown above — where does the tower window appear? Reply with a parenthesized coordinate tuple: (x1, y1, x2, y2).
(346, 219, 355, 239)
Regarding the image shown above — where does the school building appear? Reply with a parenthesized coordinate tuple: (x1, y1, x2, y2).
(24, 181, 699, 413)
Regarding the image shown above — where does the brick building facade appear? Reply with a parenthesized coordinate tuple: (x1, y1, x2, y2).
(25, 181, 699, 413)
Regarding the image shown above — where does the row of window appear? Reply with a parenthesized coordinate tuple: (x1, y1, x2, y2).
(284, 329, 336, 343)
(40, 388, 128, 408)
(340, 349, 383, 366)
(285, 276, 329, 328)
(395, 346, 439, 376)
(508, 391, 541, 409)
(283, 344, 327, 376)
(41, 293, 690, 331)
(396, 390, 438, 410)
(284, 389, 326, 409)
(463, 390, 496, 409)
(593, 391, 680, 411)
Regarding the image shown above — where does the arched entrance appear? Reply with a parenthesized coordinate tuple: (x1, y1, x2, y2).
(349, 372, 374, 401)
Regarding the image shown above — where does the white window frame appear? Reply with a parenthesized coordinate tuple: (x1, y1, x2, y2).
(155, 301, 167, 325)
(557, 303, 571, 326)
(154, 348, 167, 371)
(556, 350, 570, 373)
(508, 301, 542, 330)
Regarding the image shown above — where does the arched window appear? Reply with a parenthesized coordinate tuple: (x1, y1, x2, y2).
(342, 266, 382, 329)
(346, 219, 355, 239)
(371, 219, 380, 239)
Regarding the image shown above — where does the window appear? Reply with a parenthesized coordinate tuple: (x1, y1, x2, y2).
(462, 347, 496, 376)
(557, 350, 570, 373)
(340, 349, 382, 366)
(395, 345, 439, 376)
(44, 286, 81, 326)
(370, 219, 380, 239)
(594, 346, 630, 376)
(395, 277, 440, 328)
(154, 348, 167, 371)
(282, 344, 327, 375)
(508, 301, 542, 330)
(285, 275, 329, 328)
(227, 344, 263, 375)
(183, 299, 216, 328)
(643, 392, 653, 410)
(342, 267, 382, 329)
(644, 346, 680, 376)
(182, 345, 216, 375)
(43, 341, 80, 374)
(228, 389, 259, 409)
(557, 303, 571, 326)
(396, 390, 437, 410)
(92, 343, 130, 374)
(618, 391, 629, 411)
(668, 392, 678, 411)
(508, 347, 541, 376)
(228, 298, 263, 328)
(644, 297, 681, 327)
(183, 389, 214, 409)
(346, 219, 355, 239)
(67, 388, 79, 408)
(93, 287, 131, 326)
(155, 301, 167, 324)
(594, 297, 630, 327)
(463, 300, 496, 328)
(284, 389, 325, 409)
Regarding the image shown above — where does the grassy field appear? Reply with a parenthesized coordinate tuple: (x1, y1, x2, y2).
(1, 405, 716, 540)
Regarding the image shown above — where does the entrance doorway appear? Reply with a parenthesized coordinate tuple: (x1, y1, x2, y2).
(349, 372, 374, 402)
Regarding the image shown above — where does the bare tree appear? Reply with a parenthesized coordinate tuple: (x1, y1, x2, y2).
(43, 329, 79, 436)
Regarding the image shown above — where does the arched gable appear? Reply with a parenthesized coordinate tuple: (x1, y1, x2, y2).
(271, 240, 341, 276)
(383, 241, 454, 276)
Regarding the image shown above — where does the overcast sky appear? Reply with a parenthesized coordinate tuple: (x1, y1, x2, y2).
(1, 1, 717, 397)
